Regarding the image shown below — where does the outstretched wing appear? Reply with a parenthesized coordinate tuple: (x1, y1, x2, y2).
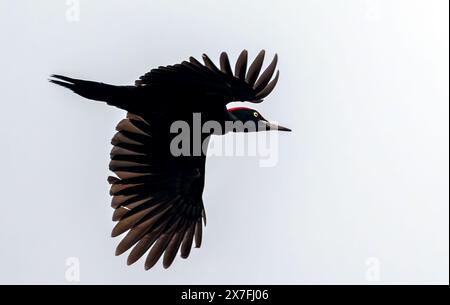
(108, 112, 208, 269)
(135, 50, 279, 104)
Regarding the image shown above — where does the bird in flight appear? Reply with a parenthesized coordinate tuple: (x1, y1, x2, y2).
(50, 50, 290, 270)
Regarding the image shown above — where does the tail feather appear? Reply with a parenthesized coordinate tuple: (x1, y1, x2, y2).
(49, 78, 75, 91)
(49, 74, 121, 102)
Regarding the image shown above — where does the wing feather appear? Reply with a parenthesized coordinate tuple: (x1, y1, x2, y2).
(135, 50, 279, 104)
(246, 50, 265, 86)
(109, 113, 207, 269)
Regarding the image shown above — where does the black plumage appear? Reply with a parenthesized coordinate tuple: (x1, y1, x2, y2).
(50, 50, 290, 270)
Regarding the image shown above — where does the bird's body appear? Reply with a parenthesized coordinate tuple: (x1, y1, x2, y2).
(50, 50, 290, 270)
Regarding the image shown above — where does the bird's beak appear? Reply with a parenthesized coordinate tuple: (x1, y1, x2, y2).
(262, 121, 292, 132)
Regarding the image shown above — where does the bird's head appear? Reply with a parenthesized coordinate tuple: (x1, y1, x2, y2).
(227, 107, 291, 132)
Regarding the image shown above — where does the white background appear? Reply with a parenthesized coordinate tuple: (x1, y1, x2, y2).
(0, 0, 448, 284)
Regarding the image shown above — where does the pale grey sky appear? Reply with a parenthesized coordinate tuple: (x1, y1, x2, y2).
(0, 0, 448, 284)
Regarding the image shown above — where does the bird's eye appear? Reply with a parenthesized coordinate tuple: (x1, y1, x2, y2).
(253, 112, 258, 118)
